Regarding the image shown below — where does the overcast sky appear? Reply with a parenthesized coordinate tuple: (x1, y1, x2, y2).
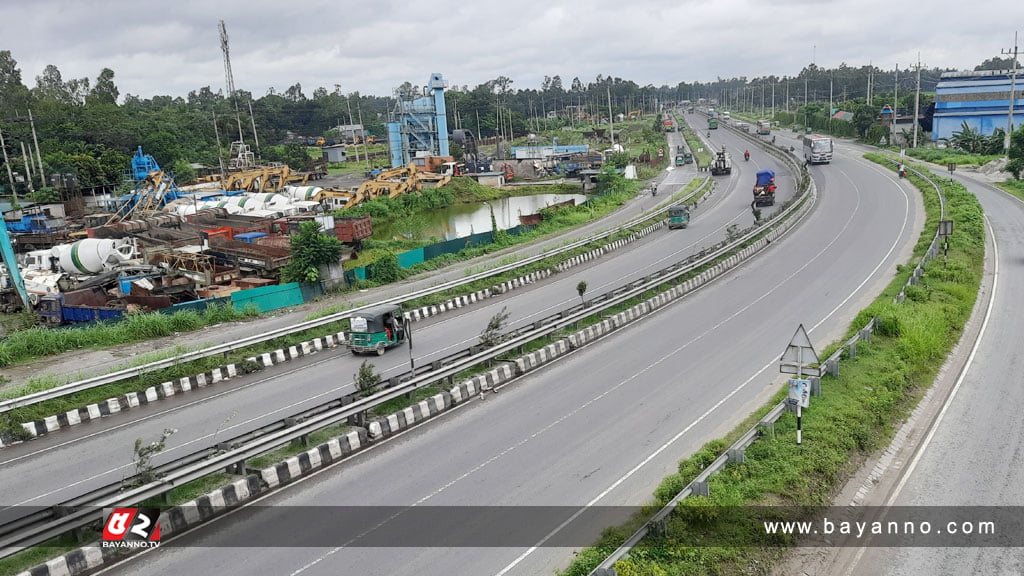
(2, 0, 1021, 101)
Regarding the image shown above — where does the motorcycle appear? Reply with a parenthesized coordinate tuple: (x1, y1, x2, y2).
(744, 151, 750, 162)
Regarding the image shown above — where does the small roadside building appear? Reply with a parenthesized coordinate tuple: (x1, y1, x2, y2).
(932, 70, 1023, 142)
(321, 145, 347, 163)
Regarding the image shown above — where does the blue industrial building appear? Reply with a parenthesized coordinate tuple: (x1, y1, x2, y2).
(932, 70, 1022, 142)
(386, 73, 450, 168)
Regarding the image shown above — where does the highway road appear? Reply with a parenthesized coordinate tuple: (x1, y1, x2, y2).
(95, 124, 925, 575)
(840, 172, 1024, 576)
(0, 121, 782, 516)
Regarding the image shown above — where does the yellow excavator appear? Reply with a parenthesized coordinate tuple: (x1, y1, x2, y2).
(313, 162, 450, 211)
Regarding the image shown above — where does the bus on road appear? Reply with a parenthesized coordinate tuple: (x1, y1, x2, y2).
(803, 134, 833, 164)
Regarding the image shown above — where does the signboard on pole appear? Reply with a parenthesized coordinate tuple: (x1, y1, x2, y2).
(788, 379, 811, 409)
(779, 324, 821, 377)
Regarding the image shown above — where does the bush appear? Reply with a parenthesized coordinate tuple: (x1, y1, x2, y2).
(366, 252, 403, 283)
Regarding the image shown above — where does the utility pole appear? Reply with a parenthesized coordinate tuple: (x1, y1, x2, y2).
(786, 79, 790, 113)
(358, 102, 368, 169)
(867, 61, 873, 106)
(771, 81, 775, 119)
(893, 64, 899, 145)
(1002, 32, 1020, 159)
(346, 96, 360, 163)
(0, 125, 18, 199)
(247, 100, 261, 159)
(28, 109, 45, 188)
(20, 141, 34, 193)
(607, 85, 614, 147)
(212, 112, 226, 181)
(760, 82, 765, 118)
(829, 74, 834, 134)
(913, 55, 923, 149)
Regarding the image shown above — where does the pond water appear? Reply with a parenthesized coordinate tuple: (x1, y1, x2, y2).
(374, 193, 589, 241)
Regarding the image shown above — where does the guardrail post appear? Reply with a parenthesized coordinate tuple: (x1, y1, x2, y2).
(727, 447, 745, 463)
(859, 328, 872, 342)
(593, 569, 618, 576)
(826, 358, 839, 377)
(849, 340, 857, 359)
(692, 480, 709, 497)
(652, 518, 668, 537)
(758, 419, 775, 438)
(810, 377, 821, 397)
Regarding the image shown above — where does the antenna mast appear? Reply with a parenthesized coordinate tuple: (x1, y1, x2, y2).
(219, 20, 244, 142)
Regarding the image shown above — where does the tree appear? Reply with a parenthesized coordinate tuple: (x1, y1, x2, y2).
(479, 306, 510, 348)
(280, 220, 343, 283)
(576, 280, 588, 305)
(1008, 126, 1024, 179)
(89, 67, 119, 105)
(354, 360, 382, 397)
(974, 57, 1020, 71)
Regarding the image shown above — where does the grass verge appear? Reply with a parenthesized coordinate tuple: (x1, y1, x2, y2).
(557, 154, 984, 575)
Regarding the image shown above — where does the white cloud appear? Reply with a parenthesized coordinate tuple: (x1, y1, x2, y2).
(1, 0, 1020, 100)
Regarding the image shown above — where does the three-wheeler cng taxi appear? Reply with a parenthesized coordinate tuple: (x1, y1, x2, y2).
(347, 303, 408, 355)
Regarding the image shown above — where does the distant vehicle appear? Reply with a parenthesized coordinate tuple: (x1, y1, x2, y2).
(803, 134, 834, 164)
(667, 205, 691, 229)
(756, 120, 771, 135)
(347, 303, 408, 356)
(708, 118, 719, 130)
(722, 111, 731, 120)
(710, 146, 732, 175)
(315, 137, 326, 146)
(753, 169, 777, 207)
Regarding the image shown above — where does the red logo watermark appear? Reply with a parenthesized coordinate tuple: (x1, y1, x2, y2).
(101, 507, 161, 549)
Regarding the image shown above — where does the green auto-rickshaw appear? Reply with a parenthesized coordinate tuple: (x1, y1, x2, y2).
(347, 303, 408, 355)
(667, 204, 691, 229)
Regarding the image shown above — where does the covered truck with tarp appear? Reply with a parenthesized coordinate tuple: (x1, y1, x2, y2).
(753, 169, 776, 207)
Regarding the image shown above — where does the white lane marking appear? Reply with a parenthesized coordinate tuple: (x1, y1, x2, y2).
(494, 162, 913, 576)
(888, 214, 999, 504)
(843, 215, 999, 576)
(0, 356, 359, 508)
(291, 159, 908, 576)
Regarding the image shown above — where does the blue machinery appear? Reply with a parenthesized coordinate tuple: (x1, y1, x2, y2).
(387, 73, 450, 168)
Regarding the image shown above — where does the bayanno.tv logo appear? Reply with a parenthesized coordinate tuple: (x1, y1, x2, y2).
(101, 507, 161, 549)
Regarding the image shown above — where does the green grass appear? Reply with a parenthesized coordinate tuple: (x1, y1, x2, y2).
(904, 148, 1001, 168)
(246, 423, 355, 469)
(558, 154, 984, 576)
(0, 533, 97, 576)
(139, 473, 238, 507)
(995, 179, 1024, 201)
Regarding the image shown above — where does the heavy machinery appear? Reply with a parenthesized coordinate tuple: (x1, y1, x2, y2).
(710, 146, 732, 176)
(753, 169, 776, 207)
(106, 147, 191, 224)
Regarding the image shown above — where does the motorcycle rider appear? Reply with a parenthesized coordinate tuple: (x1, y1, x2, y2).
(744, 150, 750, 161)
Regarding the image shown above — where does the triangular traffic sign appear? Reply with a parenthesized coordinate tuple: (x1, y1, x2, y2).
(780, 324, 819, 365)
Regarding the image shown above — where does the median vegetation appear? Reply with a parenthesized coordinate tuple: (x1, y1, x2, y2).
(559, 154, 984, 575)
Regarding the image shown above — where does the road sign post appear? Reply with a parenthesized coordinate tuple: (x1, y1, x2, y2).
(780, 324, 820, 445)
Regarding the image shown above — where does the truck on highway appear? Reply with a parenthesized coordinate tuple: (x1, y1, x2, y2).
(803, 134, 834, 164)
(756, 119, 771, 135)
(753, 169, 776, 207)
(710, 146, 732, 175)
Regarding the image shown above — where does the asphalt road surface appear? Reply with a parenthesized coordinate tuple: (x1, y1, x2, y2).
(841, 171, 1024, 576)
(95, 131, 925, 575)
(1, 124, 779, 516)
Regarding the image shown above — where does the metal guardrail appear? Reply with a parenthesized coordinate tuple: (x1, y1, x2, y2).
(588, 132, 952, 576)
(9, 173, 817, 555)
(0, 179, 714, 415)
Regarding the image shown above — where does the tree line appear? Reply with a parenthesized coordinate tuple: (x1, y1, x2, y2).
(1, 49, 1019, 196)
